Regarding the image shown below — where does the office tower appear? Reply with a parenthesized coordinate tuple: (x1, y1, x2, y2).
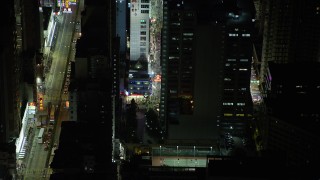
(262, 62, 320, 167)
(116, 0, 128, 55)
(1, 0, 22, 143)
(21, 0, 41, 53)
(259, 0, 320, 86)
(68, 0, 116, 123)
(250, 0, 320, 167)
(18, 0, 42, 109)
(128, 0, 151, 95)
(160, 0, 255, 140)
(51, 0, 117, 177)
(0, 0, 20, 178)
(116, 0, 128, 96)
(129, 0, 150, 61)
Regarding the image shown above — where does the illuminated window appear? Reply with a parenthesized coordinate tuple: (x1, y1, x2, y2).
(171, 22, 180, 25)
(228, 33, 238, 37)
(170, 89, 177, 93)
(237, 103, 245, 106)
(183, 33, 193, 36)
(242, 34, 250, 37)
(239, 68, 247, 71)
(223, 102, 233, 106)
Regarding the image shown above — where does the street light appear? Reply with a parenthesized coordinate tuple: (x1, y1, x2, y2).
(193, 146, 195, 158)
(176, 146, 179, 157)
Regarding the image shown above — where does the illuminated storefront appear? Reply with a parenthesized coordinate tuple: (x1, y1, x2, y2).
(16, 103, 36, 160)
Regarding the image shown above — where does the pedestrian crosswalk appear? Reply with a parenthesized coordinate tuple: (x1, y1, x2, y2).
(18, 137, 27, 159)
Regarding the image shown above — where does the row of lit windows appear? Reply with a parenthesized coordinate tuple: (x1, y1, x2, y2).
(136, 81, 149, 85)
(129, 87, 148, 90)
(141, 10, 149, 14)
(239, 68, 248, 71)
(129, 81, 149, 85)
(225, 64, 248, 71)
(140, 28, 147, 50)
(227, 59, 249, 62)
(223, 88, 247, 91)
(140, 48, 146, 53)
(223, 102, 246, 106)
(140, 42, 146, 46)
(183, 33, 193, 36)
(171, 22, 180, 25)
(141, 5, 149, 8)
(112, 56, 117, 92)
(228, 33, 251, 37)
(183, 37, 193, 41)
(223, 113, 246, 117)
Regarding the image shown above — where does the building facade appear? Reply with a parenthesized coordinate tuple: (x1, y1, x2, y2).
(129, 0, 151, 61)
(128, 0, 151, 96)
(160, 0, 255, 140)
(259, 0, 320, 86)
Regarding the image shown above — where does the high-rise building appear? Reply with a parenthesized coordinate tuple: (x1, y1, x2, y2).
(259, 0, 320, 87)
(21, 0, 41, 53)
(1, 0, 22, 143)
(128, 0, 151, 95)
(0, 0, 21, 178)
(51, 0, 117, 177)
(251, 0, 320, 167)
(129, 0, 150, 61)
(160, 0, 255, 141)
(116, 0, 128, 55)
(262, 62, 320, 167)
(116, 0, 128, 95)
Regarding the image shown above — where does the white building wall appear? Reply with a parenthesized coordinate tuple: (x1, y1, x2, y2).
(130, 0, 150, 61)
